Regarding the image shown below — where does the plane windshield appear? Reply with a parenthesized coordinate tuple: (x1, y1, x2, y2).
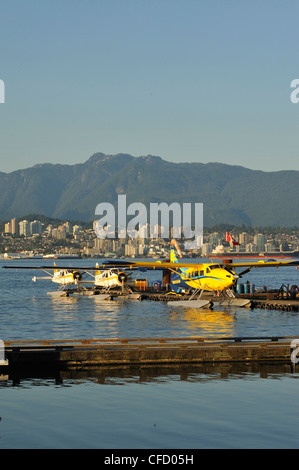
(223, 266, 233, 273)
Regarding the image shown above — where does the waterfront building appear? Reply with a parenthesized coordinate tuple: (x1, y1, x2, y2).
(239, 232, 249, 245)
(209, 232, 221, 246)
(94, 238, 114, 254)
(201, 243, 213, 256)
(245, 243, 257, 252)
(125, 244, 136, 257)
(138, 244, 147, 256)
(253, 234, 266, 252)
(265, 243, 277, 252)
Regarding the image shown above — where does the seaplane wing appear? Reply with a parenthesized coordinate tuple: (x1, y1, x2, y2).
(219, 259, 299, 278)
(222, 260, 299, 271)
(102, 260, 197, 270)
(222, 260, 299, 268)
(101, 253, 299, 293)
(104, 258, 299, 270)
(2, 264, 135, 272)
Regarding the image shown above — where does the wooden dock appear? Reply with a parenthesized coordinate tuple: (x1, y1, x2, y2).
(1, 336, 297, 371)
(248, 298, 299, 311)
(60, 286, 299, 311)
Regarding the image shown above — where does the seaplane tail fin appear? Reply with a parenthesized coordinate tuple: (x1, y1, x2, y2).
(170, 239, 182, 263)
(95, 263, 101, 275)
(170, 248, 178, 263)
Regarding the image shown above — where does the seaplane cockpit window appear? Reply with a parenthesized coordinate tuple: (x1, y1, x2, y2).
(209, 265, 221, 270)
(223, 266, 233, 273)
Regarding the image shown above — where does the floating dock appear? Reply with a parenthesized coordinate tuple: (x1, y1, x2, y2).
(56, 286, 299, 311)
(1, 336, 297, 371)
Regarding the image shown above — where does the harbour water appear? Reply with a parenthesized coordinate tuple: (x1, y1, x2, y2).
(0, 259, 298, 449)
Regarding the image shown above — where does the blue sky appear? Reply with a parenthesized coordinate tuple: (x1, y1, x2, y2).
(0, 0, 299, 173)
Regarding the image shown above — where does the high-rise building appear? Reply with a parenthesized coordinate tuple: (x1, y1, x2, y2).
(209, 232, 221, 246)
(201, 243, 213, 256)
(73, 225, 82, 235)
(10, 218, 17, 235)
(4, 218, 18, 234)
(253, 234, 266, 252)
(19, 220, 30, 236)
(30, 220, 42, 235)
(4, 222, 11, 233)
(239, 232, 249, 245)
(64, 222, 72, 234)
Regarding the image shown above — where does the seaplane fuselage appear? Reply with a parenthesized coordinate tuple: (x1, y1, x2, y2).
(169, 263, 236, 292)
(52, 269, 80, 285)
(94, 269, 127, 288)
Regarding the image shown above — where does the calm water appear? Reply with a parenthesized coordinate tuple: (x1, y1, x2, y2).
(0, 258, 298, 449)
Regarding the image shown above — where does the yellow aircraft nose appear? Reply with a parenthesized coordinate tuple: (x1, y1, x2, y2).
(202, 268, 236, 291)
(215, 269, 236, 290)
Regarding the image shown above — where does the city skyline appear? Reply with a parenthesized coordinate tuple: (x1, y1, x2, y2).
(2, 212, 298, 261)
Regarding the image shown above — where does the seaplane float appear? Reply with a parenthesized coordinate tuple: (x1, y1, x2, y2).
(3, 239, 299, 308)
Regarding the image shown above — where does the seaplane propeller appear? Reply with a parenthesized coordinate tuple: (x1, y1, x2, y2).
(72, 271, 83, 281)
(237, 267, 253, 278)
(117, 272, 128, 284)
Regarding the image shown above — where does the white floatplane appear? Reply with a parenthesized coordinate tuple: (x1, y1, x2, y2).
(32, 265, 83, 287)
(94, 264, 129, 290)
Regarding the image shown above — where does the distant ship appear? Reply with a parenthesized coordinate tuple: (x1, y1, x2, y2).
(208, 245, 299, 260)
(43, 254, 80, 259)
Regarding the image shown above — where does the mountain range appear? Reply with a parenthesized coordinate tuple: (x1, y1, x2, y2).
(0, 153, 298, 227)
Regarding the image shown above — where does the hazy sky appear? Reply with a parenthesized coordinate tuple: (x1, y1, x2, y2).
(1, 0, 299, 173)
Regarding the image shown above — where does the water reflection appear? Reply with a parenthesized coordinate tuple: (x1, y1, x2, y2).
(37, 291, 241, 340)
(42, 291, 84, 310)
(168, 307, 236, 336)
(1, 362, 297, 388)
